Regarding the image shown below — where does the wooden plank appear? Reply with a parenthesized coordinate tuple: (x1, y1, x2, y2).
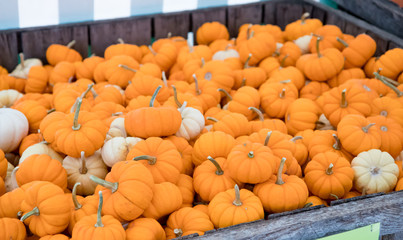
(0, 31, 18, 71)
(196, 191, 403, 239)
(21, 25, 88, 64)
(154, 12, 190, 40)
(191, 7, 227, 34)
(227, 3, 263, 37)
(89, 17, 151, 57)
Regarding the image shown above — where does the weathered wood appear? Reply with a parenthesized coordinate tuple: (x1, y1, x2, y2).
(329, 192, 384, 206)
(89, 17, 151, 56)
(21, 25, 88, 64)
(195, 191, 403, 240)
(154, 12, 190, 39)
(227, 3, 263, 37)
(0, 31, 18, 71)
(191, 7, 226, 34)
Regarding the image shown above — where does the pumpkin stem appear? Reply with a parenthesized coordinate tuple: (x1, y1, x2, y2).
(47, 108, 56, 114)
(72, 182, 83, 210)
(174, 229, 183, 237)
(90, 175, 118, 193)
(117, 38, 124, 44)
(304, 202, 313, 208)
(340, 88, 348, 108)
(20, 207, 40, 222)
(172, 85, 182, 108)
(38, 129, 45, 142)
(248, 107, 264, 121)
(374, 72, 402, 97)
(192, 74, 202, 95)
(232, 184, 243, 206)
(241, 78, 246, 87)
(119, 64, 137, 73)
(67, 40, 76, 48)
(149, 85, 162, 107)
(329, 193, 339, 200)
(79, 151, 88, 174)
(244, 53, 252, 68)
(19, 53, 25, 68)
(315, 36, 323, 58)
(10, 166, 19, 190)
(91, 88, 98, 99)
(362, 123, 376, 133)
(206, 116, 219, 123)
(290, 136, 303, 142)
(148, 45, 157, 56)
(178, 101, 187, 113)
(370, 166, 381, 175)
(280, 54, 289, 68)
(201, 58, 205, 67)
(279, 79, 291, 84)
(301, 12, 310, 24)
(167, 32, 172, 38)
(207, 156, 224, 175)
(326, 163, 334, 175)
(276, 157, 286, 185)
(111, 112, 123, 116)
(95, 191, 104, 228)
(279, 88, 286, 98)
(246, 24, 253, 40)
(248, 30, 255, 40)
(264, 131, 272, 146)
(72, 98, 83, 131)
(332, 134, 341, 150)
(248, 151, 254, 158)
(336, 37, 349, 48)
(133, 155, 157, 165)
(217, 88, 232, 101)
(162, 71, 168, 87)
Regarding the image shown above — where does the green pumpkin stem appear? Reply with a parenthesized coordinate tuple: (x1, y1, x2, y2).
(244, 53, 252, 68)
(340, 88, 348, 108)
(248, 151, 254, 158)
(264, 131, 272, 146)
(217, 88, 232, 101)
(79, 151, 88, 174)
(72, 98, 83, 131)
(301, 12, 310, 24)
(95, 191, 104, 228)
(332, 134, 341, 150)
(279, 88, 286, 98)
(201, 58, 205, 67)
(314, 35, 323, 58)
(148, 45, 157, 56)
(326, 163, 334, 175)
(290, 136, 303, 142)
(276, 158, 286, 185)
(90, 175, 118, 193)
(67, 40, 76, 49)
(206, 116, 219, 123)
(47, 108, 56, 114)
(172, 85, 182, 108)
(232, 184, 242, 206)
(280, 54, 289, 68)
(207, 156, 224, 175)
(362, 123, 376, 133)
(162, 71, 168, 87)
(246, 24, 253, 40)
(133, 155, 157, 165)
(149, 85, 162, 107)
(72, 182, 83, 210)
(117, 38, 124, 44)
(178, 101, 187, 113)
(374, 72, 402, 97)
(303, 202, 313, 208)
(248, 107, 264, 121)
(280, 79, 292, 84)
(336, 37, 349, 48)
(329, 193, 339, 200)
(192, 74, 202, 95)
(20, 207, 40, 222)
(241, 78, 246, 87)
(19, 53, 25, 68)
(118, 64, 137, 73)
(174, 229, 183, 237)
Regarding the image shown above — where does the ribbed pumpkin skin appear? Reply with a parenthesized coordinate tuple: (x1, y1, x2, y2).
(46, 43, 82, 66)
(196, 22, 229, 45)
(71, 214, 126, 240)
(39, 234, 70, 240)
(126, 218, 166, 240)
(0, 217, 26, 240)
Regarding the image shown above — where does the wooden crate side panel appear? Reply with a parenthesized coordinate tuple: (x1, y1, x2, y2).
(153, 13, 190, 40)
(227, 4, 263, 37)
(266, 2, 314, 30)
(89, 17, 151, 57)
(0, 32, 18, 71)
(21, 25, 88, 64)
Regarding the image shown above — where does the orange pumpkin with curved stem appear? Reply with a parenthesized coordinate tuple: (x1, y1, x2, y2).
(258, 56, 280, 77)
(210, 112, 249, 138)
(126, 218, 166, 240)
(237, 24, 283, 43)
(104, 38, 142, 62)
(46, 40, 82, 66)
(267, 65, 306, 90)
(165, 207, 214, 238)
(337, 114, 382, 156)
(322, 85, 372, 127)
(75, 56, 105, 80)
(254, 158, 309, 213)
(12, 100, 49, 133)
(71, 191, 126, 240)
(176, 174, 194, 208)
(20, 181, 71, 237)
(166, 136, 194, 176)
(0, 217, 26, 240)
(285, 98, 321, 135)
(373, 48, 403, 79)
(196, 21, 229, 45)
(226, 141, 275, 184)
(125, 86, 181, 138)
(49, 61, 76, 86)
(53, 85, 95, 114)
(226, 86, 260, 120)
(300, 81, 330, 100)
(192, 131, 236, 166)
(309, 25, 345, 52)
(308, 130, 353, 161)
(193, 156, 238, 201)
(248, 107, 288, 134)
(327, 68, 366, 88)
(126, 95, 160, 111)
(341, 78, 388, 100)
(233, 54, 267, 89)
(259, 81, 299, 118)
(209, 39, 235, 53)
(163, 86, 204, 114)
(142, 42, 177, 71)
(367, 116, 403, 158)
(277, 41, 302, 67)
(304, 196, 328, 207)
(143, 182, 182, 220)
(371, 96, 403, 127)
(125, 75, 170, 104)
(16, 154, 68, 189)
(182, 58, 204, 83)
(194, 60, 234, 93)
(296, 37, 344, 82)
(25, 66, 49, 93)
(284, 12, 323, 41)
(238, 32, 276, 66)
(90, 101, 126, 121)
(103, 55, 139, 88)
(304, 152, 354, 199)
(209, 184, 264, 228)
(126, 137, 183, 184)
(177, 45, 213, 69)
(249, 129, 295, 158)
(92, 83, 125, 105)
(337, 34, 376, 69)
(152, 34, 187, 51)
(289, 135, 309, 166)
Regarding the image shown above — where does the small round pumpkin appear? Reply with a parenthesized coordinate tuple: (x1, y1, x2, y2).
(0, 217, 26, 240)
(126, 218, 166, 240)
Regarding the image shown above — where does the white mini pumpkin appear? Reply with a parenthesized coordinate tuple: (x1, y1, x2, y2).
(4, 162, 18, 192)
(105, 117, 126, 141)
(101, 136, 142, 167)
(175, 102, 205, 140)
(0, 89, 23, 108)
(19, 142, 63, 164)
(63, 151, 108, 196)
(212, 49, 240, 61)
(294, 35, 312, 54)
(351, 149, 399, 194)
(9, 53, 42, 79)
(0, 108, 29, 153)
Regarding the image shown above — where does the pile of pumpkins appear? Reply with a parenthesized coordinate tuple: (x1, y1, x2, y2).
(0, 12, 403, 239)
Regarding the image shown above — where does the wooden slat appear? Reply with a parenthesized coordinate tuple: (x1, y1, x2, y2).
(227, 3, 263, 37)
(89, 17, 151, 57)
(154, 12, 190, 40)
(0, 31, 18, 71)
(269, 1, 314, 30)
(191, 7, 227, 34)
(21, 25, 88, 63)
(195, 191, 403, 239)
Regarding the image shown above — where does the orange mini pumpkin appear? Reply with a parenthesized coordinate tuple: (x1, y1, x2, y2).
(46, 40, 82, 66)
(0, 217, 26, 240)
(197, 21, 229, 45)
(126, 218, 166, 240)
(284, 12, 323, 41)
(104, 38, 142, 62)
